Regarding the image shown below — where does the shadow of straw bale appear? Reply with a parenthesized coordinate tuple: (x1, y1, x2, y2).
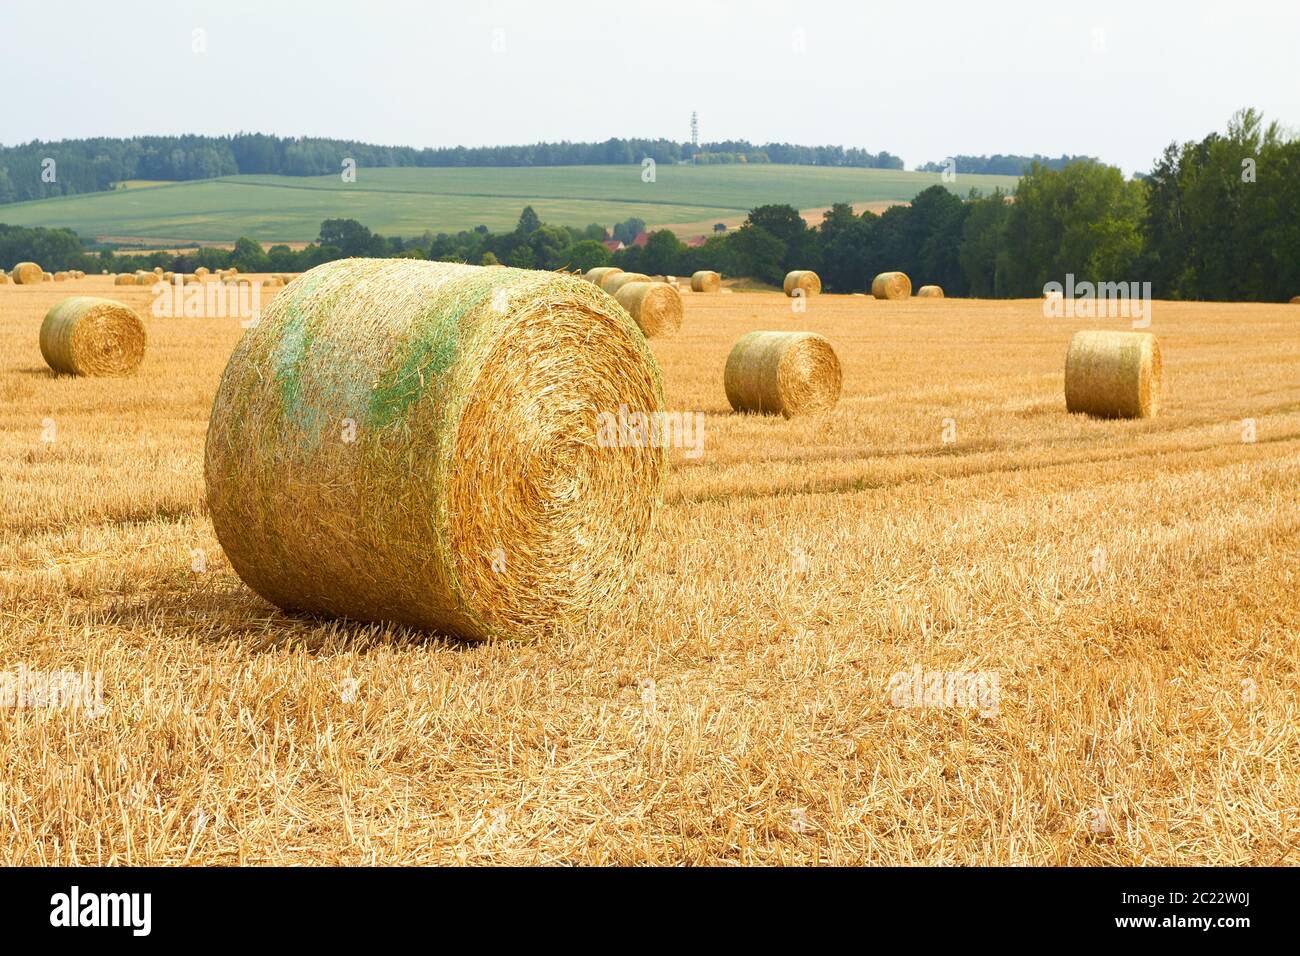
(75, 578, 477, 655)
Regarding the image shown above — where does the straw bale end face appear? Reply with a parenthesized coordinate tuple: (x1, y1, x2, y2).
(783, 271, 822, 297)
(586, 267, 623, 289)
(1064, 329, 1161, 419)
(724, 331, 842, 418)
(603, 272, 652, 295)
(39, 297, 147, 376)
(690, 270, 721, 293)
(205, 258, 668, 641)
(613, 281, 683, 338)
(871, 271, 912, 300)
(11, 262, 43, 284)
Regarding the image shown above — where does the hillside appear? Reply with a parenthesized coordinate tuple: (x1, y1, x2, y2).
(0, 164, 1019, 245)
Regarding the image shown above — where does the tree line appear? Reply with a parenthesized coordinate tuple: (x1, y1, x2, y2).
(4, 112, 1294, 302)
(914, 154, 1096, 175)
(0, 134, 903, 205)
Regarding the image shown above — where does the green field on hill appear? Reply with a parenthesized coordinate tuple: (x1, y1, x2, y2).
(0, 164, 1019, 243)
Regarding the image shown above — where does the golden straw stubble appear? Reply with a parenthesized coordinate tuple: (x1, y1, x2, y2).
(871, 271, 912, 299)
(205, 258, 668, 641)
(783, 271, 822, 296)
(39, 296, 147, 376)
(1064, 329, 1162, 419)
(724, 330, 842, 418)
(614, 281, 683, 338)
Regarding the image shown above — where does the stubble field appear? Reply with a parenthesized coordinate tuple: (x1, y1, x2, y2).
(1, 277, 1297, 864)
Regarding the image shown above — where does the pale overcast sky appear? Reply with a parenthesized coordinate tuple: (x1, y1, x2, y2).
(3, 0, 1297, 175)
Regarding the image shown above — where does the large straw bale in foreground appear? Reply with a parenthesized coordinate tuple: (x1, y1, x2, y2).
(871, 271, 911, 299)
(205, 258, 667, 640)
(723, 331, 842, 418)
(917, 285, 944, 298)
(39, 297, 147, 376)
(783, 270, 821, 297)
(614, 281, 682, 338)
(691, 270, 721, 293)
(1064, 329, 1162, 419)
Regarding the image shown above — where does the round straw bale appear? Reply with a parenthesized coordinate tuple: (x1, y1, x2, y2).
(53, 271, 68, 281)
(137, 272, 158, 286)
(783, 270, 821, 297)
(153, 267, 164, 275)
(871, 271, 911, 300)
(42, 272, 53, 282)
(10, 262, 43, 284)
(613, 281, 683, 338)
(723, 331, 842, 418)
(163, 271, 174, 282)
(1064, 329, 1161, 419)
(0, 272, 8, 284)
(586, 267, 622, 288)
(204, 258, 667, 640)
(195, 267, 209, 277)
(39, 297, 147, 376)
(603, 272, 652, 295)
(917, 285, 944, 298)
(114, 273, 136, 286)
(1290, 295, 1300, 304)
(691, 270, 721, 293)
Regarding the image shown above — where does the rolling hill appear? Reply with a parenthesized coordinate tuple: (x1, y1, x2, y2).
(0, 164, 1020, 245)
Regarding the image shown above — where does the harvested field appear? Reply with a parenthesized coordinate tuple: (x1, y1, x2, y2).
(1, 278, 1298, 865)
